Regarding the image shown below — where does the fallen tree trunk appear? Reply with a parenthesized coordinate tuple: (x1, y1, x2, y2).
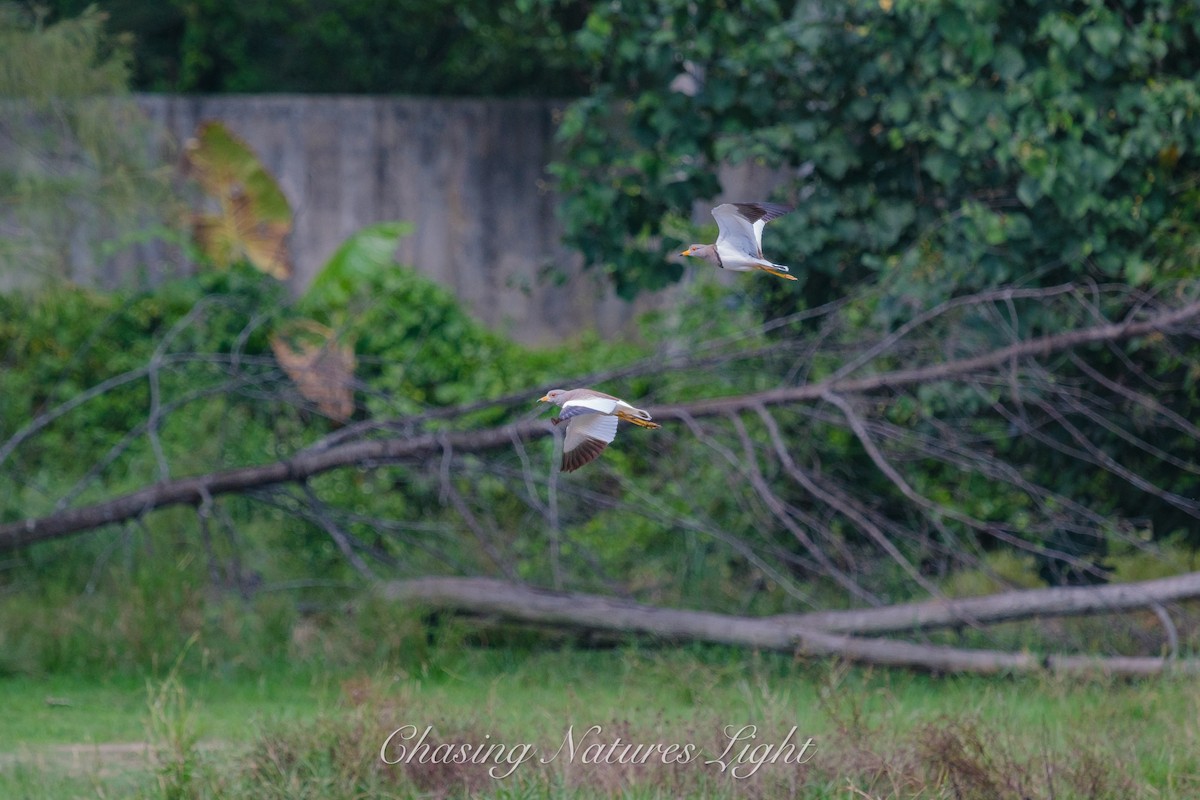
(5, 300, 1199, 551)
(781, 571, 1200, 634)
(382, 576, 1200, 677)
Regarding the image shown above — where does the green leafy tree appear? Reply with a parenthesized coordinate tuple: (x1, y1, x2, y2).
(0, 3, 178, 285)
(42, 0, 591, 95)
(549, 0, 1200, 304)
(545, 0, 1200, 564)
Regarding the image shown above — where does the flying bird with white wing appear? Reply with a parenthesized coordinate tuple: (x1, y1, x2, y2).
(680, 202, 797, 281)
(537, 388, 661, 472)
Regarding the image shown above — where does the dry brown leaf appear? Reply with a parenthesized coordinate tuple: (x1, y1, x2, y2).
(270, 320, 356, 423)
(185, 121, 293, 279)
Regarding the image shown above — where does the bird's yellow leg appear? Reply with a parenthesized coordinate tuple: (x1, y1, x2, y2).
(616, 412, 662, 429)
(757, 265, 798, 281)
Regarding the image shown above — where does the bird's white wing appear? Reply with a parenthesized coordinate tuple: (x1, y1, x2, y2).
(561, 412, 619, 472)
(714, 203, 793, 259)
(561, 395, 620, 415)
(712, 204, 761, 258)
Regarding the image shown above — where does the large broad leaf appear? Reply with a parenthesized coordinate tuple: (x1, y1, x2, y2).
(269, 320, 356, 423)
(185, 120, 293, 280)
(301, 221, 414, 310)
(274, 222, 413, 420)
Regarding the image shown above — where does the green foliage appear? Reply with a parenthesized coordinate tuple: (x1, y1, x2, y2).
(0, 2, 130, 96)
(300, 222, 642, 417)
(0, 267, 287, 512)
(0, 3, 179, 285)
(542, 0, 1200, 559)
(0, 236, 660, 621)
(41, 0, 591, 95)
(549, 0, 1200, 305)
(303, 222, 416, 309)
(0, 499, 446, 678)
(4, 647, 1199, 797)
(941, 551, 1044, 598)
(310, 260, 521, 414)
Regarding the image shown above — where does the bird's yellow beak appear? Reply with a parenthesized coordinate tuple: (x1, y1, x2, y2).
(679, 248, 692, 257)
(537, 394, 550, 403)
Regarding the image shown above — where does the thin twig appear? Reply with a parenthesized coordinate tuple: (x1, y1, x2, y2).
(738, 409, 880, 605)
(1151, 602, 1180, 660)
(299, 485, 376, 580)
(819, 391, 976, 602)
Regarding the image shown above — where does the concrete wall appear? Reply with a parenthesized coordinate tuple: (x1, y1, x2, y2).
(136, 94, 662, 344)
(4, 94, 785, 342)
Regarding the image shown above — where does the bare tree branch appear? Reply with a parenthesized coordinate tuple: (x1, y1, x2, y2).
(602, 465, 818, 606)
(826, 284, 1081, 384)
(755, 405, 931, 599)
(779, 571, 1200, 634)
(1150, 602, 1180, 660)
(733, 410, 879, 605)
(439, 464, 520, 581)
(1068, 352, 1199, 436)
(1030, 396, 1200, 517)
(300, 485, 376, 580)
(4, 298, 1198, 551)
(819, 390, 989, 595)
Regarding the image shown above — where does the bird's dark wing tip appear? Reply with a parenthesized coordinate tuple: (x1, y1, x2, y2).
(561, 437, 609, 472)
(734, 202, 794, 224)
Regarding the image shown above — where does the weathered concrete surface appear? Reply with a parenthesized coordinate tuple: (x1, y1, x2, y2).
(4, 94, 789, 342)
(137, 94, 662, 344)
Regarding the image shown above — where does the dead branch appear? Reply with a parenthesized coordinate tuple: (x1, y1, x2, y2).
(4, 298, 1198, 551)
(733, 410, 879, 604)
(760, 400, 945, 599)
(780, 570, 1200, 634)
(601, 466, 818, 605)
(381, 574, 1200, 676)
(301, 484, 376, 580)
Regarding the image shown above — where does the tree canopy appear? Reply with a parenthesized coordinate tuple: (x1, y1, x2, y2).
(0, 4, 176, 285)
(39, 0, 591, 95)
(549, 0, 1200, 302)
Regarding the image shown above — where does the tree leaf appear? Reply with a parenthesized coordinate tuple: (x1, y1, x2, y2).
(184, 120, 293, 279)
(269, 319, 356, 423)
(302, 221, 415, 313)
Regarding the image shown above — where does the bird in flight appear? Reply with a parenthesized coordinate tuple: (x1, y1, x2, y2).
(680, 202, 797, 281)
(537, 388, 661, 472)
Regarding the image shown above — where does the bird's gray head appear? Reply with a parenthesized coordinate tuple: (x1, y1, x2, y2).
(680, 244, 715, 261)
(537, 389, 568, 405)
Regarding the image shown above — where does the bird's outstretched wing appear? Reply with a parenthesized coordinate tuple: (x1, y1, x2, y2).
(559, 408, 619, 472)
(713, 203, 793, 258)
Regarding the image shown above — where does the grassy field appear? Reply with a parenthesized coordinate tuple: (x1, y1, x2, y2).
(2, 644, 1197, 799)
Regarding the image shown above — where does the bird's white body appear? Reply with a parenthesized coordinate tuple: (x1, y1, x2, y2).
(558, 393, 649, 419)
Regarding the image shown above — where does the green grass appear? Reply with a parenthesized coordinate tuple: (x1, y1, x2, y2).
(2, 645, 1198, 798)
(0, 666, 340, 747)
